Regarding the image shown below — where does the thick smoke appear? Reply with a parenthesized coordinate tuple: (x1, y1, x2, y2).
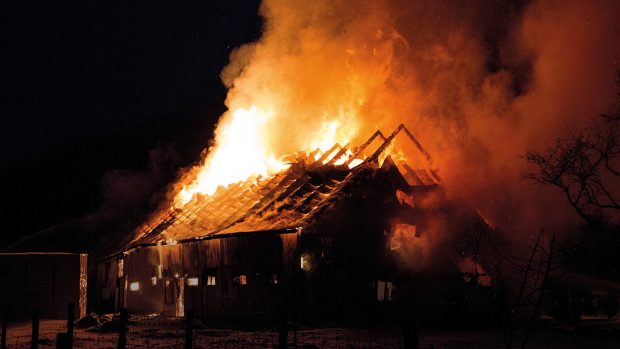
(194, 0, 620, 239)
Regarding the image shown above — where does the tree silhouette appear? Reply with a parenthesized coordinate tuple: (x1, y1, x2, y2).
(525, 77, 620, 235)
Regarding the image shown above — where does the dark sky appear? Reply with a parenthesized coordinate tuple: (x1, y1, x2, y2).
(1, 1, 262, 247)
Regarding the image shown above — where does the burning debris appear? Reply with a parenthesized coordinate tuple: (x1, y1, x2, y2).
(126, 124, 438, 252)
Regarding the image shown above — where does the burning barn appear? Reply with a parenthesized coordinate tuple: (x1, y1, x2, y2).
(94, 124, 490, 324)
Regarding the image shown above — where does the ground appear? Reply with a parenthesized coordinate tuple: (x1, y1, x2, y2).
(3, 315, 620, 348)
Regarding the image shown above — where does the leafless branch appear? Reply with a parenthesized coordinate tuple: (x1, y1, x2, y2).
(525, 116, 620, 235)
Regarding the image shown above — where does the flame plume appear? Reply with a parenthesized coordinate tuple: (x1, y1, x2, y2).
(172, 0, 620, 239)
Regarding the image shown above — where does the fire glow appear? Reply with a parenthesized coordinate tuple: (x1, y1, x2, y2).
(168, 0, 620, 238)
(176, 105, 361, 206)
(177, 106, 287, 205)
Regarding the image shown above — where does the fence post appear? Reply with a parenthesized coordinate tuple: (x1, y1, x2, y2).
(1, 308, 8, 349)
(31, 308, 40, 349)
(117, 308, 128, 349)
(278, 285, 287, 349)
(185, 309, 194, 349)
(56, 333, 69, 349)
(66, 302, 75, 349)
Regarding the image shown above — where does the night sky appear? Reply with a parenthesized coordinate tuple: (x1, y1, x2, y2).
(1, 1, 262, 248)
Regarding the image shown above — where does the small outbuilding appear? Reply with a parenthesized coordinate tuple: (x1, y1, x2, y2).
(0, 252, 87, 319)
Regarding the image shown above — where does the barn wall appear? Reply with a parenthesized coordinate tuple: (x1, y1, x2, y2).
(93, 257, 118, 313)
(109, 232, 297, 323)
(99, 226, 404, 325)
(100, 163, 425, 324)
(0, 253, 86, 319)
(124, 247, 163, 314)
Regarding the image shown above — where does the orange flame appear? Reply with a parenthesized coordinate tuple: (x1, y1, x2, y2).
(170, 0, 620, 238)
(177, 106, 286, 205)
(176, 105, 358, 206)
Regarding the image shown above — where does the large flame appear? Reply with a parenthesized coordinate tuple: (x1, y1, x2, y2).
(176, 105, 359, 206)
(177, 106, 286, 205)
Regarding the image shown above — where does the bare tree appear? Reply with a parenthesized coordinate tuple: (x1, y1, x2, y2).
(525, 115, 620, 235)
(525, 71, 620, 234)
(493, 229, 560, 349)
(461, 219, 562, 349)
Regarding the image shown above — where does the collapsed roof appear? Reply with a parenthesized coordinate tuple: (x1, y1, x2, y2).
(123, 124, 439, 253)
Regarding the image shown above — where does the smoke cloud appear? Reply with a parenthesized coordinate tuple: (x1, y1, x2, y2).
(187, 0, 620, 239)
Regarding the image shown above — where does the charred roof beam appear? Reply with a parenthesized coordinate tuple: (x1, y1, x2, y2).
(344, 130, 387, 167)
(366, 124, 432, 165)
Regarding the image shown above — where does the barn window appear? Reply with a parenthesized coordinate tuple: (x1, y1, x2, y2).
(151, 277, 157, 286)
(206, 276, 216, 286)
(300, 254, 312, 271)
(129, 281, 140, 292)
(234, 275, 247, 285)
(187, 277, 199, 286)
(164, 280, 174, 305)
(300, 256, 306, 270)
(377, 281, 395, 301)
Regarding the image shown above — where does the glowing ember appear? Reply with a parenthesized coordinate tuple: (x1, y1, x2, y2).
(476, 210, 496, 230)
(348, 158, 364, 168)
(333, 149, 354, 166)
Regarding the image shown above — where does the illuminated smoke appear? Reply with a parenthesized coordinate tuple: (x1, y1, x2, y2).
(176, 0, 620, 238)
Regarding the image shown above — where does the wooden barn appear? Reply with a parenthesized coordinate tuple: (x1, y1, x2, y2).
(93, 125, 471, 324)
